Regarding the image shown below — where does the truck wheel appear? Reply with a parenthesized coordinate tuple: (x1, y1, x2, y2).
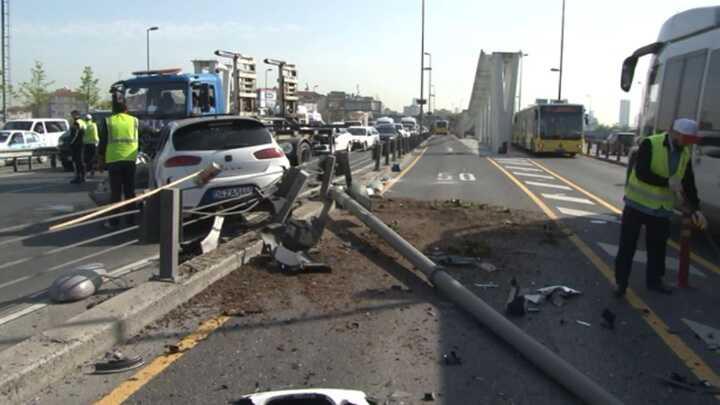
(61, 160, 74, 172)
(293, 142, 312, 166)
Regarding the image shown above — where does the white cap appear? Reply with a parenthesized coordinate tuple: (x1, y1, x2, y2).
(672, 118, 698, 135)
(85, 114, 92, 120)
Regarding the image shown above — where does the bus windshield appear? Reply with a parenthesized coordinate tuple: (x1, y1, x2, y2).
(540, 106, 583, 139)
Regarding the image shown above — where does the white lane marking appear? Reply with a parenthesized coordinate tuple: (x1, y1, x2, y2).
(435, 181, 458, 185)
(556, 207, 619, 223)
(47, 239, 138, 271)
(504, 166, 543, 172)
(524, 181, 573, 191)
(494, 158, 531, 163)
(542, 193, 595, 205)
(437, 172, 453, 182)
(500, 161, 535, 167)
(447, 147, 454, 152)
(513, 172, 555, 180)
(459, 173, 476, 182)
(0, 303, 47, 326)
(597, 242, 706, 278)
(0, 275, 31, 289)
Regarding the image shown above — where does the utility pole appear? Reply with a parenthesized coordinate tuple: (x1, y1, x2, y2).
(1, 0, 8, 122)
(146, 26, 159, 72)
(265, 58, 288, 117)
(558, 0, 565, 102)
(419, 0, 426, 126)
(215, 50, 245, 115)
(424, 52, 432, 114)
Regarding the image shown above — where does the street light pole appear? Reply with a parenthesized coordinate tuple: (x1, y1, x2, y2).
(424, 52, 432, 114)
(264, 68, 272, 109)
(146, 26, 159, 72)
(419, 0, 425, 127)
(558, 0, 565, 102)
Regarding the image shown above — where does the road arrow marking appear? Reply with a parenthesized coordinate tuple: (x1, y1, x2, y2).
(597, 242, 706, 278)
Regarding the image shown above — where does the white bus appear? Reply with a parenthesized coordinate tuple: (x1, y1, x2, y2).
(621, 6, 720, 223)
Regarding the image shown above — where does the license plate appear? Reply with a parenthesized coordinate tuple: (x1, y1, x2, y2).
(211, 186, 254, 201)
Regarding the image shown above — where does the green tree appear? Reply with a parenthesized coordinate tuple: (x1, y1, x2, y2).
(18, 61, 54, 111)
(76, 66, 100, 108)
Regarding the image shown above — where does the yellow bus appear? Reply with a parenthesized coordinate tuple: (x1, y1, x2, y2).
(512, 103, 585, 157)
(432, 120, 449, 135)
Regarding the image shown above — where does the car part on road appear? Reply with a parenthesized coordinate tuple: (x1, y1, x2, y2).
(505, 278, 526, 316)
(655, 372, 720, 394)
(442, 350, 462, 366)
(48, 264, 106, 303)
(237, 388, 374, 405)
(200, 216, 225, 254)
(537, 285, 582, 297)
(93, 351, 144, 374)
(329, 186, 623, 405)
(681, 319, 720, 351)
(576, 320, 592, 327)
(474, 282, 499, 289)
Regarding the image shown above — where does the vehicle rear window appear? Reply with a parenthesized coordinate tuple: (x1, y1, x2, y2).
(45, 121, 68, 132)
(173, 120, 272, 151)
(347, 128, 366, 135)
(377, 125, 396, 134)
(4, 121, 32, 131)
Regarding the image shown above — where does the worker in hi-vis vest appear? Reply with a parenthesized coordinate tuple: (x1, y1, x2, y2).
(69, 110, 87, 184)
(83, 114, 99, 178)
(98, 93, 139, 229)
(614, 118, 707, 297)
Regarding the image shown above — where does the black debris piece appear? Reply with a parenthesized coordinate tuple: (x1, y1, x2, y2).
(423, 392, 437, 401)
(443, 351, 462, 366)
(93, 351, 144, 374)
(601, 309, 616, 330)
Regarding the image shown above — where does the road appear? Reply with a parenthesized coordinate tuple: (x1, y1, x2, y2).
(0, 150, 377, 351)
(27, 135, 720, 404)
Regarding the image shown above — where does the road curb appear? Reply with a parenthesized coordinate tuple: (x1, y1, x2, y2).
(0, 202, 322, 404)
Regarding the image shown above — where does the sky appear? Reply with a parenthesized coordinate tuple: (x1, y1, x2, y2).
(9, 0, 719, 124)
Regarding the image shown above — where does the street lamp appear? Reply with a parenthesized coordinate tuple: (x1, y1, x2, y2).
(146, 26, 159, 72)
(424, 52, 432, 113)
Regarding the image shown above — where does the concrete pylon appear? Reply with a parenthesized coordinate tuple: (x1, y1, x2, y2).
(461, 51, 520, 153)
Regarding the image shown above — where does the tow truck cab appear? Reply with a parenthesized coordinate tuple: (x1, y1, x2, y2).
(111, 68, 226, 156)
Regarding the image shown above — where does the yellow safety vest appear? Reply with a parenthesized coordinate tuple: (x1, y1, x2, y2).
(84, 122, 99, 145)
(105, 113, 139, 163)
(76, 118, 87, 130)
(625, 133, 690, 211)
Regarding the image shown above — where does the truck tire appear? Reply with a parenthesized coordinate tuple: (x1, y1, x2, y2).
(293, 142, 312, 166)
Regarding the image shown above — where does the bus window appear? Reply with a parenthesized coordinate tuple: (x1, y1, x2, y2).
(676, 52, 707, 120)
(700, 49, 720, 131)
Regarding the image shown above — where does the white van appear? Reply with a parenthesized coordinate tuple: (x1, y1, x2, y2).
(621, 6, 720, 225)
(3, 119, 70, 147)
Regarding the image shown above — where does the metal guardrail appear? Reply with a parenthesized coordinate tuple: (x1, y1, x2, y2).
(0, 147, 61, 172)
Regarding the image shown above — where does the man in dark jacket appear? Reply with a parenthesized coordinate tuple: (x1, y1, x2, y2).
(69, 110, 86, 184)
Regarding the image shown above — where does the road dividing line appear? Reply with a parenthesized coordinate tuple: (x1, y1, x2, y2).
(380, 146, 428, 195)
(512, 172, 555, 180)
(95, 315, 230, 405)
(542, 193, 595, 205)
(528, 159, 720, 276)
(556, 207, 619, 223)
(0, 303, 46, 326)
(504, 166, 544, 172)
(488, 157, 720, 391)
(524, 181, 572, 191)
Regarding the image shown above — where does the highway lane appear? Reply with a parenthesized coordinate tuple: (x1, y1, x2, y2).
(0, 150, 375, 345)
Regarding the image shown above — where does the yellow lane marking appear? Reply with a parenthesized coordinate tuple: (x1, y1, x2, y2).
(528, 159, 720, 276)
(95, 315, 230, 405)
(380, 146, 428, 195)
(488, 157, 720, 391)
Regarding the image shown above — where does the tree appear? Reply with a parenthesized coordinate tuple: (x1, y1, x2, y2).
(18, 61, 54, 111)
(76, 66, 100, 108)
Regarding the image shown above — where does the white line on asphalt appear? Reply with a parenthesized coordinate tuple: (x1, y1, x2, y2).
(504, 166, 544, 172)
(556, 206, 619, 223)
(2, 183, 56, 193)
(47, 239, 139, 272)
(524, 181, 573, 191)
(435, 181, 459, 185)
(512, 172, 555, 180)
(541, 193, 595, 205)
(0, 303, 47, 326)
(0, 274, 31, 289)
(597, 242, 705, 278)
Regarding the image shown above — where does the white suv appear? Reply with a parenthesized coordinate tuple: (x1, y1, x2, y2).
(3, 119, 69, 147)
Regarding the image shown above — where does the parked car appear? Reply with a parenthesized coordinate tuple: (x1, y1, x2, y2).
(4, 118, 69, 147)
(394, 123, 411, 138)
(312, 127, 353, 154)
(347, 126, 379, 151)
(376, 124, 400, 142)
(601, 132, 635, 156)
(151, 116, 290, 209)
(0, 130, 47, 165)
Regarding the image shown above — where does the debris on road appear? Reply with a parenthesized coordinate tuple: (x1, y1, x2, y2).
(505, 278, 526, 316)
(474, 282, 499, 289)
(576, 320, 592, 327)
(49, 264, 106, 303)
(93, 350, 144, 374)
(523, 294, 544, 305)
(537, 285, 582, 297)
(423, 392, 437, 401)
(442, 351, 462, 366)
(391, 163, 401, 172)
(601, 309, 616, 330)
(681, 318, 720, 351)
(479, 262, 497, 273)
(656, 372, 720, 394)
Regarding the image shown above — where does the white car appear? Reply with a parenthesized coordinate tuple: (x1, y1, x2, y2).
(152, 117, 290, 209)
(394, 123, 411, 138)
(347, 126, 379, 151)
(0, 130, 47, 165)
(312, 128, 353, 153)
(3, 119, 69, 147)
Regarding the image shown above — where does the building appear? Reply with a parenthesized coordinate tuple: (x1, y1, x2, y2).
(403, 99, 420, 116)
(320, 91, 383, 123)
(37, 88, 87, 119)
(619, 99, 631, 128)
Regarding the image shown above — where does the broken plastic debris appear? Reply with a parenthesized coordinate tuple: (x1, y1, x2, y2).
(505, 278, 526, 316)
(576, 320, 591, 327)
(93, 351, 144, 374)
(423, 392, 437, 401)
(391, 164, 401, 172)
(601, 309, 616, 330)
(524, 294, 544, 305)
(479, 262, 497, 272)
(537, 285, 582, 297)
(681, 318, 720, 351)
(474, 282, 499, 289)
(550, 291, 566, 307)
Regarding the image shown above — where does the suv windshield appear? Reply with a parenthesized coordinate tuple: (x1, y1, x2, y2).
(347, 128, 366, 135)
(377, 125, 396, 134)
(4, 121, 32, 131)
(173, 120, 272, 151)
(125, 83, 188, 118)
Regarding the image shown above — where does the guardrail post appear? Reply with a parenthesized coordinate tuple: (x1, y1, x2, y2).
(320, 155, 336, 198)
(605, 144, 610, 159)
(385, 140, 390, 166)
(158, 188, 181, 282)
(616, 144, 622, 162)
(374, 142, 382, 171)
(140, 193, 161, 244)
(27, 156, 32, 171)
(273, 167, 310, 223)
(12, 157, 18, 172)
(392, 138, 397, 161)
(595, 142, 600, 157)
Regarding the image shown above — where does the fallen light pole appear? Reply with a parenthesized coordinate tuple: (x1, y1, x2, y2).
(329, 187, 623, 405)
